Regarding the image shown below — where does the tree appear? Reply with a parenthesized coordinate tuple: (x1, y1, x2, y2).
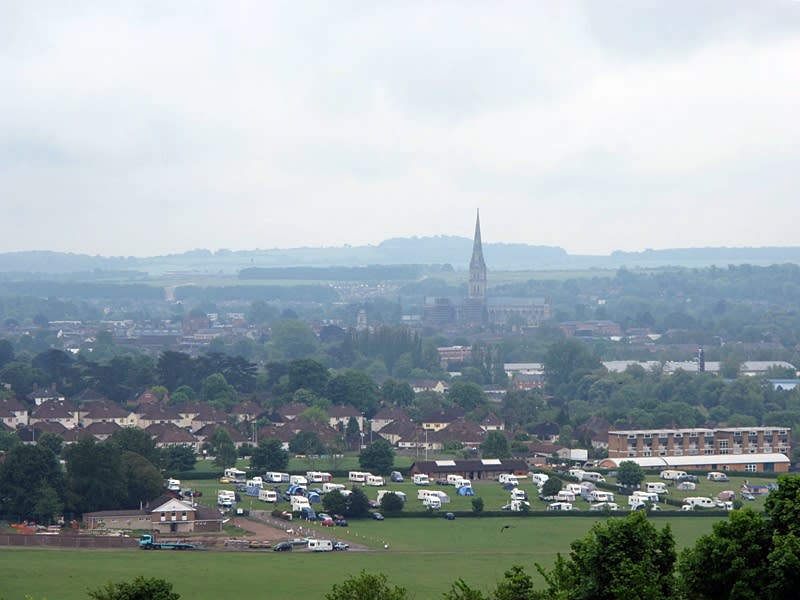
(121, 451, 164, 508)
(0, 430, 21, 452)
(345, 486, 371, 518)
(209, 428, 237, 468)
(359, 440, 395, 475)
(544, 511, 676, 600)
(201, 373, 239, 409)
(494, 565, 534, 600)
(380, 492, 404, 513)
(270, 319, 319, 360)
(289, 430, 325, 456)
(250, 438, 289, 472)
(540, 477, 562, 499)
(0, 444, 64, 520)
(325, 571, 407, 600)
(323, 489, 348, 515)
(381, 378, 414, 407)
(481, 431, 510, 459)
(37, 432, 64, 457)
(327, 370, 380, 417)
(448, 381, 487, 412)
(471, 497, 484, 514)
(161, 445, 197, 472)
(33, 483, 64, 524)
(64, 438, 126, 513)
(109, 427, 160, 466)
(616, 460, 645, 488)
(287, 358, 329, 395)
(88, 576, 180, 600)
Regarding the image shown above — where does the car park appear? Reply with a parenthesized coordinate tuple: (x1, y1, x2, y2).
(273, 542, 293, 552)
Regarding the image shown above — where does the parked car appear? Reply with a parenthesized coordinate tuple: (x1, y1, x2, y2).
(742, 492, 756, 501)
(335, 518, 348, 527)
(333, 541, 350, 551)
(372, 512, 385, 521)
(273, 542, 293, 552)
(321, 518, 335, 527)
(317, 513, 331, 521)
(444, 512, 455, 520)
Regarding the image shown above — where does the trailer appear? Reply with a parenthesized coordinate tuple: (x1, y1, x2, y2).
(139, 534, 197, 550)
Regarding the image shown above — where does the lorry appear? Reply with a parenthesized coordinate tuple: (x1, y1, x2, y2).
(139, 534, 197, 550)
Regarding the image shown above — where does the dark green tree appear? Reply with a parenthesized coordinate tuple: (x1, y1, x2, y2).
(121, 451, 164, 508)
(616, 460, 645, 488)
(322, 489, 348, 516)
(88, 576, 180, 600)
(160, 445, 197, 472)
(0, 444, 64, 519)
(345, 486, 371, 518)
(471, 497, 484, 514)
(109, 427, 160, 466)
(327, 370, 380, 417)
(270, 319, 319, 360)
(289, 430, 325, 456)
(481, 431, 510, 459)
(209, 428, 238, 468)
(379, 492, 404, 513)
(381, 378, 414, 407)
(448, 381, 487, 412)
(36, 432, 64, 457)
(359, 440, 395, 475)
(250, 438, 289, 472)
(64, 438, 126, 513)
(540, 477, 562, 499)
(325, 571, 407, 600)
(287, 358, 329, 395)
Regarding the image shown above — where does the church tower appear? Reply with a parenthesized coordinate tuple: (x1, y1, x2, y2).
(469, 209, 487, 301)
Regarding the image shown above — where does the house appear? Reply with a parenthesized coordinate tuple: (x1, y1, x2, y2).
(80, 401, 137, 428)
(17, 422, 69, 443)
(189, 406, 228, 432)
(145, 423, 199, 450)
(82, 421, 122, 441)
(29, 399, 79, 429)
(0, 397, 30, 427)
(410, 380, 449, 395)
(371, 407, 411, 432)
(28, 384, 65, 406)
(150, 497, 223, 533)
(135, 405, 184, 429)
(375, 419, 425, 448)
(530, 422, 561, 443)
(512, 373, 546, 391)
(421, 407, 465, 432)
(429, 419, 488, 450)
(327, 405, 364, 432)
(0, 405, 17, 430)
(135, 389, 166, 406)
(230, 401, 261, 423)
(479, 413, 504, 432)
(276, 402, 309, 421)
(194, 423, 247, 448)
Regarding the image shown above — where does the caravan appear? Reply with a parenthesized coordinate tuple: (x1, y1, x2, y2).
(265, 472, 289, 483)
(306, 471, 333, 483)
(498, 474, 520, 486)
(413, 474, 430, 486)
(258, 489, 278, 503)
(367, 475, 386, 487)
(322, 482, 346, 494)
(349, 471, 369, 483)
(217, 490, 235, 508)
(224, 468, 247, 484)
(645, 482, 668, 495)
(307, 539, 333, 552)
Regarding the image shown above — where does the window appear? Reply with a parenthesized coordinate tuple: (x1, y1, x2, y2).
(704, 448, 714, 455)
(643, 450, 652, 457)
(745, 464, 757, 473)
(719, 440, 729, 449)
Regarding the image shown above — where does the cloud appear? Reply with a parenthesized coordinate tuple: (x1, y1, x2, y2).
(1, 1, 799, 256)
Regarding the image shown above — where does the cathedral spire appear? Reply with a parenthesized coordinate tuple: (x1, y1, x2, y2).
(469, 209, 487, 302)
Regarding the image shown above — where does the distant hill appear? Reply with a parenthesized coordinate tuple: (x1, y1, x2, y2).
(1, 241, 799, 276)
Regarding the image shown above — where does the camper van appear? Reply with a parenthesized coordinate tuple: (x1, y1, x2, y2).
(265, 472, 289, 483)
(683, 497, 715, 509)
(166, 478, 181, 492)
(224, 468, 247, 483)
(423, 496, 442, 509)
(631, 491, 660, 504)
(306, 471, 332, 483)
(217, 490, 235, 508)
(308, 539, 333, 552)
(707, 472, 729, 482)
(499, 474, 519, 486)
(322, 482, 346, 494)
(291, 496, 311, 511)
(246, 478, 263, 489)
(258, 489, 278, 503)
(366, 475, 386, 487)
(646, 482, 668, 495)
(660, 470, 687, 481)
(510, 488, 528, 501)
(556, 491, 576, 503)
(530, 473, 550, 487)
(413, 474, 430, 486)
(581, 472, 606, 483)
(348, 471, 369, 483)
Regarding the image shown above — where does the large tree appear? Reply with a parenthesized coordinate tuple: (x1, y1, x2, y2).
(109, 426, 160, 466)
(88, 576, 180, 600)
(250, 438, 289, 472)
(616, 460, 645, 488)
(325, 571, 407, 600)
(327, 370, 380, 417)
(64, 438, 127, 513)
(0, 444, 64, 520)
(481, 431, 510, 459)
(359, 440, 395, 475)
(209, 428, 238, 468)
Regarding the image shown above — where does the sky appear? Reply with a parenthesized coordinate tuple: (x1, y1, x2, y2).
(2, 1, 799, 257)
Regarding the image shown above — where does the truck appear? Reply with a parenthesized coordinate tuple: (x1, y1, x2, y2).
(139, 534, 197, 550)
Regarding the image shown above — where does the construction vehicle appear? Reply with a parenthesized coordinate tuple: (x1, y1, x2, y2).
(138, 533, 197, 550)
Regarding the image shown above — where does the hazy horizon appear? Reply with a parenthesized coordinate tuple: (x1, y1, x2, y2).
(3, 1, 799, 257)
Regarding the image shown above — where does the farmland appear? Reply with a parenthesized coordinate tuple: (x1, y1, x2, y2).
(0, 515, 723, 600)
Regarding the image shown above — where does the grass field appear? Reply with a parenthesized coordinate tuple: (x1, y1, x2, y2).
(0, 515, 723, 600)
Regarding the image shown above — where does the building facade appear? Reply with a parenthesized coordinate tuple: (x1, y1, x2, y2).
(607, 427, 791, 459)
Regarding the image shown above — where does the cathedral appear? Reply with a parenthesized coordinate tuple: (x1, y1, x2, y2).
(422, 211, 551, 329)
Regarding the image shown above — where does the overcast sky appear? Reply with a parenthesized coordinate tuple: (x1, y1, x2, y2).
(2, 1, 799, 257)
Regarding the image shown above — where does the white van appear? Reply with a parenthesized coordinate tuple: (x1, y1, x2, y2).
(349, 471, 369, 483)
(265, 472, 289, 483)
(499, 474, 519, 486)
(166, 478, 181, 492)
(291, 496, 310, 511)
(684, 497, 715, 509)
(581, 472, 606, 483)
(367, 475, 386, 487)
(413, 474, 430, 485)
(547, 502, 573, 511)
(510, 489, 528, 501)
(308, 539, 333, 552)
(660, 470, 687, 481)
(565, 483, 583, 495)
(322, 482, 346, 494)
(217, 490, 235, 507)
(646, 482, 668, 495)
(423, 496, 442, 509)
(568, 468, 585, 480)
(258, 489, 278, 503)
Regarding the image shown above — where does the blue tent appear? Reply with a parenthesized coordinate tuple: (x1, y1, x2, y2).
(457, 486, 475, 496)
(307, 492, 321, 504)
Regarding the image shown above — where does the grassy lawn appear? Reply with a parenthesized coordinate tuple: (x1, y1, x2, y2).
(0, 515, 722, 600)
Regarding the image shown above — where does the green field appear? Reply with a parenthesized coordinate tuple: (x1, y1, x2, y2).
(0, 515, 722, 600)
